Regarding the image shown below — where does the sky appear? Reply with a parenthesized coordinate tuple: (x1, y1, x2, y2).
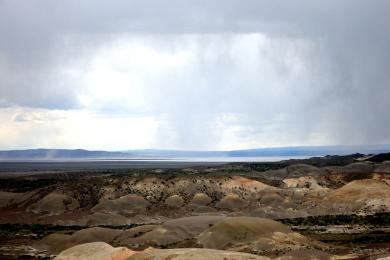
(0, 0, 389, 151)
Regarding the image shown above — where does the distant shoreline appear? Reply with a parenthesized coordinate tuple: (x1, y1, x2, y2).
(0, 155, 311, 163)
(1, 145, 389, 161)
(0, 156, 311, 173)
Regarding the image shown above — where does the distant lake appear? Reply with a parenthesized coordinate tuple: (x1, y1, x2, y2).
(166, 156, 311, 162)
(0, 155, 312, 163)
(0, 156, 312, 173)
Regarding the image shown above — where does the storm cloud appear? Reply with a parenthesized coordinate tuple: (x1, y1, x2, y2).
(0, 0, 389, 149)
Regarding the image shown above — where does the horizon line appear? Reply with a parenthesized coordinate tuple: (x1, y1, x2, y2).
(1, 143, 390, 152)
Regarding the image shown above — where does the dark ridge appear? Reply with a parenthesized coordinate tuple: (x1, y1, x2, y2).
(366, 152, 390, 163)
(244, 153, 365, 171)
(279, 212, 390, 226)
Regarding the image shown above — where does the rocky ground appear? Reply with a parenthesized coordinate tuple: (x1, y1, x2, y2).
(0, 154, 389, 259)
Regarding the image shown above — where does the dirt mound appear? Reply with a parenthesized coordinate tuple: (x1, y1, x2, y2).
(189, 205, 218, 214)
(375, 161, 390, 173)
(256, 164, 326, 182)
(129, 248, 270, 260)
(283, 176, 324, 189)
(216, 193, 248, 210)
(112, 225, 157, 247)
(373, 173, 390, 185)
(331, 162, 375, 175)
(81, 212, 131, 226)
(70, 227, 122, 243)
(91, 194, 150, 215)
(258, 168, 289, 181)
(198, 217, 324, 255)
(34, 233, 72, 256)
(27, 192, 79, 215)
(322, 179, 390, 213)
(11, 189, 47, 208)
(374, 254, 390, 260)
(165, 195, 184, 208)
(55, 212, 146, 226)
(286, 164, 326, 177)
(189, 193, 212, 206)
(274, 249, 335, 260)
(115, 216, 224, 248)
(0, 191, 22, 207)
(34, 227, 123, 255)
(259, 191, 284, 205)
(55, 242, 136, 260)
(222, 176, 276, 192)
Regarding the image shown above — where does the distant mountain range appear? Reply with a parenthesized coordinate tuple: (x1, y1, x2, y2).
(0, 145, 390, 160)
(0, 149, 128, 159)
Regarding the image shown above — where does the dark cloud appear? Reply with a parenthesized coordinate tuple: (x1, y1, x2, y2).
(0, 0, 389, 147)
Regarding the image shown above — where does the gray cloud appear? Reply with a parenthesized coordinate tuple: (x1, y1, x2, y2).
(0, 0, 389, 148)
